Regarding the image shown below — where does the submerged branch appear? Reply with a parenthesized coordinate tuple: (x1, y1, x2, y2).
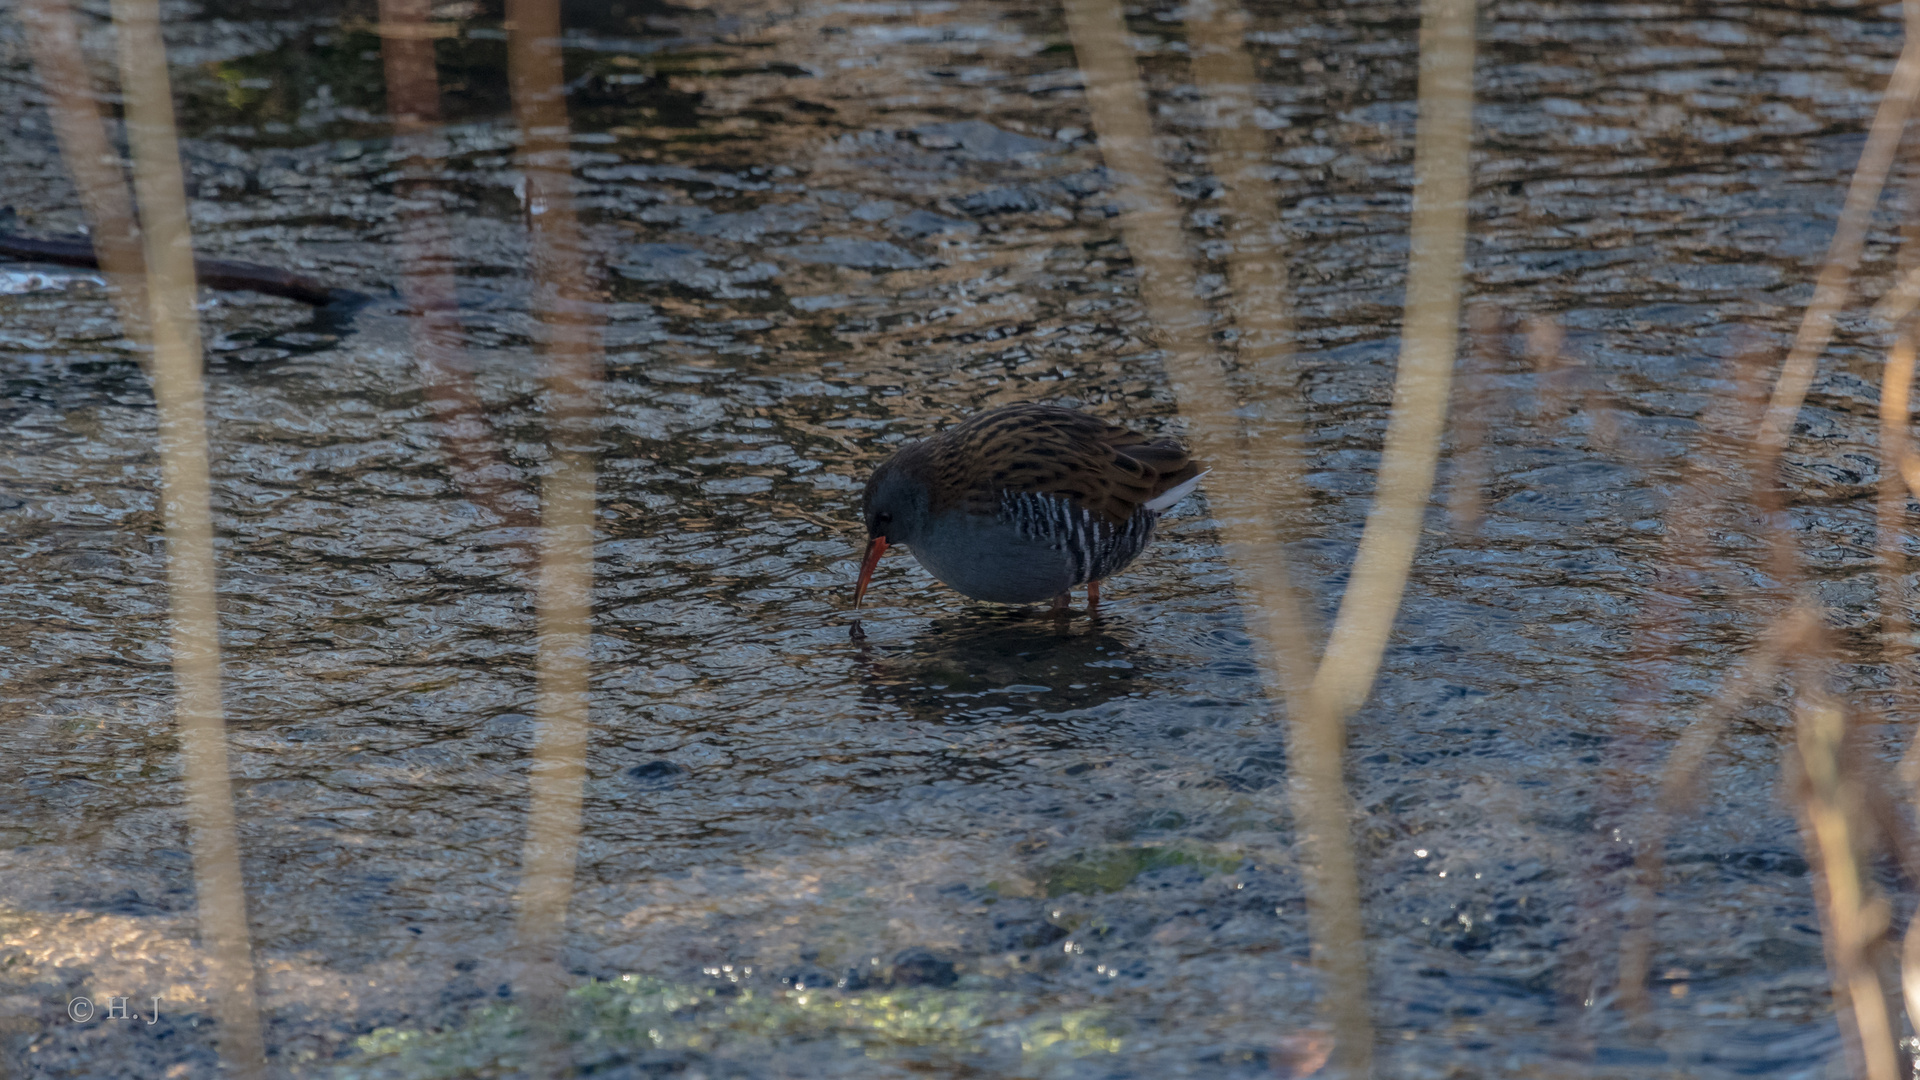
(0, 230, 368, 308)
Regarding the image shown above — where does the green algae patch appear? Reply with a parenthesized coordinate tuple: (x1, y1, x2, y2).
(334, 974, 1124, 1078)
(1042, 844, 1244, 897)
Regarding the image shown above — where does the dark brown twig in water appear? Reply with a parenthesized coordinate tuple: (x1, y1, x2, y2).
(377, 0, 532, 527)
(504, 0, 607, 1071)
(17, 0, 148, 340)
(0, 231, 365, 307)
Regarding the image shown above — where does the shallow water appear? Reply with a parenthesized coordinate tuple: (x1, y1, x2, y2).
(1, 0, 1914, 1075)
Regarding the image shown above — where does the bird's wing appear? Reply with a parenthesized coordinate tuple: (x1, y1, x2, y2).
(930, 404, 1203, 526)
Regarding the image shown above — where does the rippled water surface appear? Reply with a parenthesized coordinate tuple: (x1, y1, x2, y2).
(2, 0, 1915, 1075)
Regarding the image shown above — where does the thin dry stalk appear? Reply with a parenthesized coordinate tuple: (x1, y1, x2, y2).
(1524, 316, 1623, 454)
(1185, 0, 1318, 600)
(1791, 687, 1899, 1080)
(19, 0, 148, 341)
(1754, 0, 1920, 476)
(1902, 451, 1920, 499)
(1447, 303, 1502, 537)
(1596, 344, 1772, 1015)
(1873, 267, 1920, 324)
(377, 0, 531, 526)
(1581, 378, 1621, 456)
(1059, 0, 1353, 1061)
(1527, 316, 1568, 424)
(1067, 0, 1477, 1066)
(1615, 606, 1818, 1009)
(506, 0, 606, 1068)
(1057, 0, 1316, 717)
(1292, 0, 1477, 1055)
(1905, 924, 1920, 1062)
(1536, 314, 1636, 459)
(1874, 55, 1920, 322)
(1877, 333, 1914, 692)
(106, 0, 264, 1075)
(1185, 0, 1298, 395)
(1303, 0, 1477, 724)
(1899, 292, 1920, 1047)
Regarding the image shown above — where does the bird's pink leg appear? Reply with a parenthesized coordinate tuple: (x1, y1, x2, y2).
(1050, 591, 1071, 613)
(1087, 580, 1101, 611)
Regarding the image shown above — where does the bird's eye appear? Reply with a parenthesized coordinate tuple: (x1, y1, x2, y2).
(876, 513, 892, 525)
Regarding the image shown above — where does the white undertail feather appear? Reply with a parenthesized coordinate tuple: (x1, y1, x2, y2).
(1143, 468, 1209, 514)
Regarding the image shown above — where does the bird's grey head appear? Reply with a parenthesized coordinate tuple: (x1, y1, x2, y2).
(862, 449, 932, 547)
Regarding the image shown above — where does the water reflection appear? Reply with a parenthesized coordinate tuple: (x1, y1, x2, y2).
(858, 607, 1149, 725)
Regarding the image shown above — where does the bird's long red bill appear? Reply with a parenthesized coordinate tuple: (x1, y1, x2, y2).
(853, 536, 888, 609)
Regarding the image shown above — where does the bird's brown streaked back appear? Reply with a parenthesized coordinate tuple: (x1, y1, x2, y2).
(921, 404, 1202, 526)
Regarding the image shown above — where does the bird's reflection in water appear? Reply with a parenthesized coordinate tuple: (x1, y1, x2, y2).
(853, 606, 1152, 726)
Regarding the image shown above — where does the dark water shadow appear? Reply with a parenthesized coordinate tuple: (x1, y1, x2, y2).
(854, 606, 1152, 728)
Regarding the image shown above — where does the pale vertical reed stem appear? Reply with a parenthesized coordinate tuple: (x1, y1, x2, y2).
(1180, 0, 1321, 662)
(1303, 0, 1476, 723)
(1581, 374, 1621, 455)
(1059, 0, 1316, 717)
(1906, 925, 1920, 1066)
(19, 0, 148, 341)
(1068, 0, 1478, 1066)
(1878, 333, 1913, 700)
(1185, 0, 1319, 627)
(1903, 311, 1920, 1059)
(1792, 687, 1898, 1080)
(1754, 0, 1920, 475)
(507, 0, 604, 1066)
(377, 0, 531, 525)
(1059, 0, 1351, 1060)
(106, 0, 265, 1074)
(1185, 0, 1298, 399)
(1284, 0, 1477, 1048)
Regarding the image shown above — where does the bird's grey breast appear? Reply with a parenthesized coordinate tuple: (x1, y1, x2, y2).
(903, 504, 1076, 604)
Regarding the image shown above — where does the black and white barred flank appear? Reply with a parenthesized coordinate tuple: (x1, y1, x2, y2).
(999, 491, 1158, 586)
